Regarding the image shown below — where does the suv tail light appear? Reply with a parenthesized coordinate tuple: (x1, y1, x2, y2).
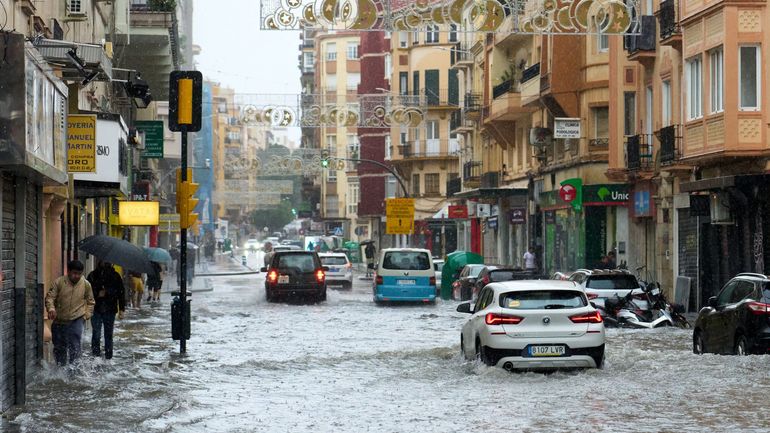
(316, 269, 325, 283)
(570, 311, 604, 324)
(376, 275, 383, 285)
(430, 276, 436, 286)
(746, 301, 770, 315)
(267, 270, 278, 284)
(482, 276, 490, 285)
(485, 313, 523, 325)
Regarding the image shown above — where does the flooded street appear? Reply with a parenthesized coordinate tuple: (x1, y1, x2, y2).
(5, 254, 770, 433)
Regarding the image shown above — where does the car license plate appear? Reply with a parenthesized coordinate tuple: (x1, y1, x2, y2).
(278, 275, 290, 284)
(397, 279, 415, 285)
(528, 345, 566, 357)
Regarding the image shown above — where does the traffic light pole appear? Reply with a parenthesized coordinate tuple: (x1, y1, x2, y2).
(340, 157, 409, 198)
(179, 131, 188, 354)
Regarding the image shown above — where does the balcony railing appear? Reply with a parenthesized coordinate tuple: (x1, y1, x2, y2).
(450, 110, 462, 131)
(463, 161, 482, 181)
(422, 88, 459, 107)
(447, 177, 462, 197)
(450, 42, 472, 66)
(657, 124, 681, 165)
(463, 92, 482, 112)
(589, 138, 609, 151)
(399, 140, 460, 158)
(492, 80, 518, 99)
(658, 0, 681, 41)
(626, 134, 654, 171)
(624, 15, 657, 54)
(481, 171, 500, 188)
(521, 63, 540, 83)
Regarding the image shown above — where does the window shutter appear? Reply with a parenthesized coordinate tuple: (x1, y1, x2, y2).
(413, 71, 420, 97)
(425, 69, 439, 105)
(448, 69, 459, 106)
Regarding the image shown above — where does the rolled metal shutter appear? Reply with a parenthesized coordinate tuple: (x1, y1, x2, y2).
(0, 175, 16, 411)
(24, 183, 40, 380)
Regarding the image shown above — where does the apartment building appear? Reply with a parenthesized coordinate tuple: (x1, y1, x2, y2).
(316, 32, 362, 238)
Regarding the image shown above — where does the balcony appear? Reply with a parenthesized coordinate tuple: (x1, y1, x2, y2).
(122, 2, 177, 100)
(447, 177, 462, 197)
(487, 81, 530, 123)
(396, 140, 460, 160)
(422, 88, 459, 109)
(481, 171, 500, 188)
(657, 124, 681, 165)
(463, 161, 482, 187)
(626, 134, 654, 171)
(520, 63, 541, 106)
(588, 138, 610, 152)
(450, 43, 473, 68)
(657, 0, 681, 48)
(624, 16, 657, 62)
(463, 92, 482, 119)
(492, 80, 516, 99)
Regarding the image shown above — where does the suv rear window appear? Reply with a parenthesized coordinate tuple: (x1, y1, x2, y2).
(489, 270, 521, 282)
(321, 256, 348, 266)
(585, 275, 639, 290)
(382, 251, 431, 270)
(468, 266, 484, 278)
(500, 290, 587, 310)
(275, 254, 317, 273)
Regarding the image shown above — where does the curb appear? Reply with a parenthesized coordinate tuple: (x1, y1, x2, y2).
(196, 271, 261, 276)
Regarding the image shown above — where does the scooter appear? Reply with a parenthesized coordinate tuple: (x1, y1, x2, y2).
(643, 281, 691, 328)
(602, 289, 675, 329)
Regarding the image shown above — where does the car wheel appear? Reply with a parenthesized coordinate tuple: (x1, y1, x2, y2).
(342, 281, 352, 290)
(693, 330, 705, 355)
(592, 348, 605, 369)
(265, 287, 274, 303)
(734, 334, 749, 356)
(476, 339, 493, 366)
(318, 288, 327, 303)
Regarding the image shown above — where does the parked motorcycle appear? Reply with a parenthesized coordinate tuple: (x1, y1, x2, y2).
(600, 287, 675, 329)
(641, 281, 691, 328)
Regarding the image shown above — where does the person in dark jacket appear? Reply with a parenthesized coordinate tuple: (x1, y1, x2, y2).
(87, 261, 126, 359)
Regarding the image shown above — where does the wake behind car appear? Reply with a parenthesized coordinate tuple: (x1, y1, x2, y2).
(373, 248, 435, 304)
(262, 251, 327, 302)
(319, 253, 353, 289)
(693, 273, 770, 355)
(458, 280, 605, 370)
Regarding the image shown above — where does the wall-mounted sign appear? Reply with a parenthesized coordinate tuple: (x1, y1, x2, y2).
(159, 213, 180, 232)
(448, 205, 468, 219)
(488, 216, 498, 230)
(510, 208, 526, 224)
(634, 190, 652, 217)
(73, 114, 129, 197)
(136, 120, 164, 158)
(583, 184, 630, 204)
(67, 114, 97, 173)
(118, 201, 160, 226)
(559, 178, 583, 212)
(554, 118, 581, 139)
(477, 204, 491, 218)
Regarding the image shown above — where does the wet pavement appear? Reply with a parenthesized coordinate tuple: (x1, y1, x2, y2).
(4, 252, 770, 432)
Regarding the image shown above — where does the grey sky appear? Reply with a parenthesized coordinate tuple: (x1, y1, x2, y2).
(193, 0, 301, 143)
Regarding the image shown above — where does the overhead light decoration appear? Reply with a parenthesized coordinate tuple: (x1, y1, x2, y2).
(260, 0, 640, 34)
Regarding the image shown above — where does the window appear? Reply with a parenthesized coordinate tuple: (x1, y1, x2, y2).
(645, 86, 653, 135)
(326, 135, 337, 181)
(593, 107, 609, 138)
(686, 56, 703, 119)
(739, 46, 760, 110)
(276, 254, 317, 273)
(500, 290, 587, 310)
(412, 173, 420, 196)
(347, 134, 359, 168)
(384, 54, 392, 80)
(730, 281, 756, 304)
(426, 120, 440, 139)
(716, 281, 739, 306)
(326, 74, 337, 92)
(413, 71, 420, 96)
(382, 251, 431, 271)
(598, 33, 609, 52)
(399, 72, 408, 95)
(302, 52, 315, 72)
(346, 72, 360, 91)
(709, 47, 723, 113)
(623, 92, 636, 136)
(386, 175, 397, 198)
(346, 41, 359, 59)
(425, 173, 440, 195)
(347, 179, 359, 215)
(412, 29, 419, 45)
(585, 275, 640, 290)
(662, 80, 672, 126)
(449, 24, 458, 42)
(399, 31, 408, 48)
(325, 195, 339, 217)
(426, 25, 439, 43)
(326, 42, 337, 61)
(399, 127, 407, 145)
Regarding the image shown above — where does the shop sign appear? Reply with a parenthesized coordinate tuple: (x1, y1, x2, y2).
(583, 184, 630, 204)
(159, 213, 180, 232)
(118, 201, 160, 226)
(560, 178, 583, 212)
(477, 204, 491, 217)
(67, 115, 97, 173)
(73, 115, 129, 196)
(488, 216, 498, 230)
(554, 118, 581, 139)
(510, 208, 526, 224)
(136, 121, 164, 158)
(544, 210, 556, 224)
(448, 205, 468, 219)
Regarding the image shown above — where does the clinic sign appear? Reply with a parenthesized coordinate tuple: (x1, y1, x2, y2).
(67, 115, 97, 172)
(554, 118, 581, 139)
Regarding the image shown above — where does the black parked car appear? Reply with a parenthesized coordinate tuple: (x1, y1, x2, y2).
(452, 264, 487, 301)
(472, 267, 550, 294)
(693, 273, 770, 355)
(262, 251, 328, 302)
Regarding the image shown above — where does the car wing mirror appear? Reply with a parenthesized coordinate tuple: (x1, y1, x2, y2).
(456, 302, 473, 314)
(708, 296, 718, 308)
(260, 267, 268, 272)
(590, 301, 597, 309)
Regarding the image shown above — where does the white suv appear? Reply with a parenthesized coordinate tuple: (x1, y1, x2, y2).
(319, 253, 353, 289)
(569, 269, 648, 312)
(458, 280, 605, 370)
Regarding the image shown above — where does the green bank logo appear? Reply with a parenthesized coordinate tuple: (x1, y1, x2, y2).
(597, 187, 611, 201)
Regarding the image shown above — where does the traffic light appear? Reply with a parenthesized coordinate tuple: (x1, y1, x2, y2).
(321, 150, 330, 168)
(176, 169, 199, 230)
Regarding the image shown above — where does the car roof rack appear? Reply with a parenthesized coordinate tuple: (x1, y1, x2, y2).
(736, 272, 770, 280)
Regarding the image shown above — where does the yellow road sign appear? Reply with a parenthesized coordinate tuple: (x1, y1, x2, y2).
(385, 198, 415, 235)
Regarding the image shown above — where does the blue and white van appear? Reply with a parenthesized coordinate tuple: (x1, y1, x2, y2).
(373, 248, 436, 303)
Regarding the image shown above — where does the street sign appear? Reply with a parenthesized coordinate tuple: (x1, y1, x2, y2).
(385, 198, 415, 235)
(333, 227, 343, 236)
(136, 120, 164, 158)
(159, 213, 181, 232)
(554, 118, 581, 139)
(168, 71, 203, 133)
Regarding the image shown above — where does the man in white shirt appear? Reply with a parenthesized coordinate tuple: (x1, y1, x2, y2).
(523, 248, 536, 272)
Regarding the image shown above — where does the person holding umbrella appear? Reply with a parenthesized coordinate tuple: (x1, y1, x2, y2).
(146, 261, 164, 302)
(87, 261, 125, 360)
(45, 260, 95, 366)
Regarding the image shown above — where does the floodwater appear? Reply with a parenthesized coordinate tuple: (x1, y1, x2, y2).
(5, 253, 770, 433)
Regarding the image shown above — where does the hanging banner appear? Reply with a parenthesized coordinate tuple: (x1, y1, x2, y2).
(260, 0, 641, 35)
(67, 114, 97, 173)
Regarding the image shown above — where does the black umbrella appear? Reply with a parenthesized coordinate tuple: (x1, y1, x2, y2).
(360, 240, 376, 246)
(78, 235, 155, 274)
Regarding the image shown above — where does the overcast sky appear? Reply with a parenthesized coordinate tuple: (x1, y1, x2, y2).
(193, 0, 301, 144)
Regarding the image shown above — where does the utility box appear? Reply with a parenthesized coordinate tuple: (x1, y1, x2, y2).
(171, 297, 191, 341)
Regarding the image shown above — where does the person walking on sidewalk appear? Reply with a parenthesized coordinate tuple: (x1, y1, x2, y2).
(146, 261, 163, 302)
(45, 260, 95, 366)
(129, 272, 145, 308)
(523, 247, 537, 272)
(87, 262, 125, 360)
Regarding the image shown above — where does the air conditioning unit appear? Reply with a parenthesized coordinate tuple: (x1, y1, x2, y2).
(529, 127, 552, 148)
(710, 192, 733, 225)
(65, 0, 88, 20)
